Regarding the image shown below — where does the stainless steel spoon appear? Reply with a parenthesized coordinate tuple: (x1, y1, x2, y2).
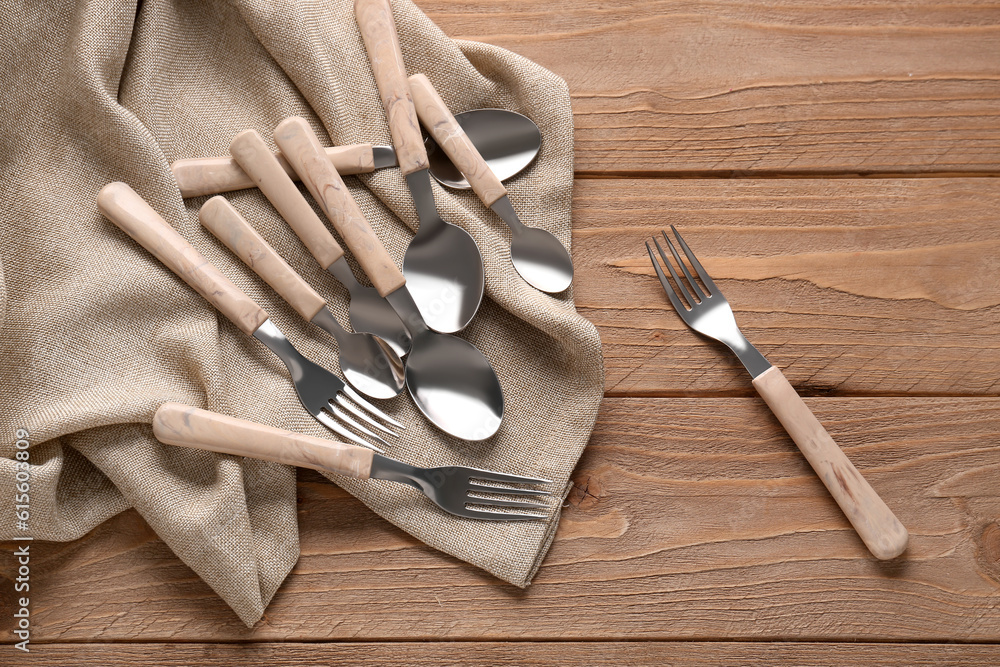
(357, 0, 484, 334)
(277, 116, 504, 441)
(410, 74, 574, 294)
(199, 196, 405, 400)
(169, 110, 541, 198)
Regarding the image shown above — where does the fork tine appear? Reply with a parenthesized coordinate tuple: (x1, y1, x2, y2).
(340, 385, 403, 428)
(468, 470, 552, 486)
(466, 496, 549, 511)
(670, 225, 719, 295)
(467, 481, 552, 497)
(652, 237, 696, 308)
(333, 394, 398, 436)
(646, 242, 687, 314)
(458, 507, 547, 521)
(326, 402, 393, 447)
(661, 230, 705, 301)
(315, 410, 386, 452)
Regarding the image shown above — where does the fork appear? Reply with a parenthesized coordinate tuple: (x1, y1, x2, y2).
(153, 403, 552, 521)
(647, 226, 908, 560)
(97, 182, 400, 451)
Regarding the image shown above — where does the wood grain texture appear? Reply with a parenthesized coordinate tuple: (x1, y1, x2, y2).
(752, 366, 908, 559)
(572, 178, 1000, 396)
(409, 73, 507, 205)
(152, 403, 374, 478)
(419, 0, 1000, 174)
(171, 145, 378, 198)
(275, 117, 406, 297)
(199, 196, 327, 322)
(96, 182, 268, 335)
(4, 397, 998, 642)
(356, 0, 430, 175)
(230, 129, 345, 270)
(9, 642, 1000, 665)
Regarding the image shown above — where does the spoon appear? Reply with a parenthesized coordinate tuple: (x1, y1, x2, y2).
(357, 0, 483, 334)
(198, 196, 405, 400)
(170, 110, 541, 199)
(277, 116, 504, 440)
(230, 129, 413, 359)
(409, 74, 574, 294)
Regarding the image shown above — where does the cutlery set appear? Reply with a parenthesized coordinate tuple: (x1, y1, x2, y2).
(99, 0, 566, 522)
(96, 0, 908, 552)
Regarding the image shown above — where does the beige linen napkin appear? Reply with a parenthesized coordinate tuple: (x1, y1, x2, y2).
(0, 0, 603, 626)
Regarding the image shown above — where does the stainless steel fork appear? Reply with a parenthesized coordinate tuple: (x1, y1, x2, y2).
(647, 226, 908, 560)
(154, 403, 552, 521)
(97, 182, 400, 451)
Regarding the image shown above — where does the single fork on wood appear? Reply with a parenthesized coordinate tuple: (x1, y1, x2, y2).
(154, 403, 552, 521)
(647, 226, 908, 560)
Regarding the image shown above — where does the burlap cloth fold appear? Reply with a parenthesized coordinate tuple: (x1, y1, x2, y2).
(0, 0, 603, 626)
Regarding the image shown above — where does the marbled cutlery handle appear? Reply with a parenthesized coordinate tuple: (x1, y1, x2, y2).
(153, 402, 374, 478)
(230, 129, 345, 271)
(355, 0, 428, 175)
(752, 366, 909, 560)
(171, 144, 378, 198)
(274, 116, 405, 298)
(96, 182, 268, 335)
(408, 73, 506, 207)
(198, 196, 327, 322)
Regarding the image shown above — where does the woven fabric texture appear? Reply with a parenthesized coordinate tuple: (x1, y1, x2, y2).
(0, 0, 603, 626)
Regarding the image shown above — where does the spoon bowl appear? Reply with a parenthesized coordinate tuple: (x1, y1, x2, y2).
(335, 329, 406, 400)
(401, 197, 485, 334)
(427, 109, 541, 189)
(404, 329, 504, 440)
(510, 226, 574, 294)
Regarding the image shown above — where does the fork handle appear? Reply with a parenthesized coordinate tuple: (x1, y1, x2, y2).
(752, 366, 909, 560)
(230, 129, 346, 271)
(171, 145, 378, 198)
(97, 182, 269, 336)
(153, 403, 374, 479)
(355, 0, 429, 175)
(408, 73, 507, 207)
(275, 116, 406, 298)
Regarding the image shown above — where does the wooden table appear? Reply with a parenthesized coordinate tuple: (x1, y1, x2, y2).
(7, 1, 1000, 664)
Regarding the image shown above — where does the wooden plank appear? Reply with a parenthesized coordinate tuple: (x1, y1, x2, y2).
(4, 397, 998, 642)
(10, 642, 1000, 665)
(570, 178, 1000, 396)
(421, 0, 1000, 174)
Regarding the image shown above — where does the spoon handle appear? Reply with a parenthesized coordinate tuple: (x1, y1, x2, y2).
(154, 403, 375, 479)
(355, 0, 429, 176)
(170, 144, 378, 198)
(198, 196, 327, 322)
(230, 129, 346, 271)
(96, 182, 269, 336)
(408, 73, 507, 207)
(275, 117, 407, 299)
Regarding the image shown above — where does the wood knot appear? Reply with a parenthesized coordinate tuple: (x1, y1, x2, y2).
(567, 472, 607, 510)
(976, 521, 1000, 587)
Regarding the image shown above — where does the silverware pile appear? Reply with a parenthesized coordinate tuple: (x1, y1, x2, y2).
(97, 0, 576, 522)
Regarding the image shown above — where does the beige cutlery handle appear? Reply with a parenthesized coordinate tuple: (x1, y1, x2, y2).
(408, 73, 507, 206)
(153, 402, 374, 478)
(230, 129, 345, 270)
(275, 117, 406, 298)
(96, 182, 268, 336)
(752, 366, 909, 560)
(199, 196, 327, 322)
(171, 145, 378, 198)
(354, 0, 428, 176)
